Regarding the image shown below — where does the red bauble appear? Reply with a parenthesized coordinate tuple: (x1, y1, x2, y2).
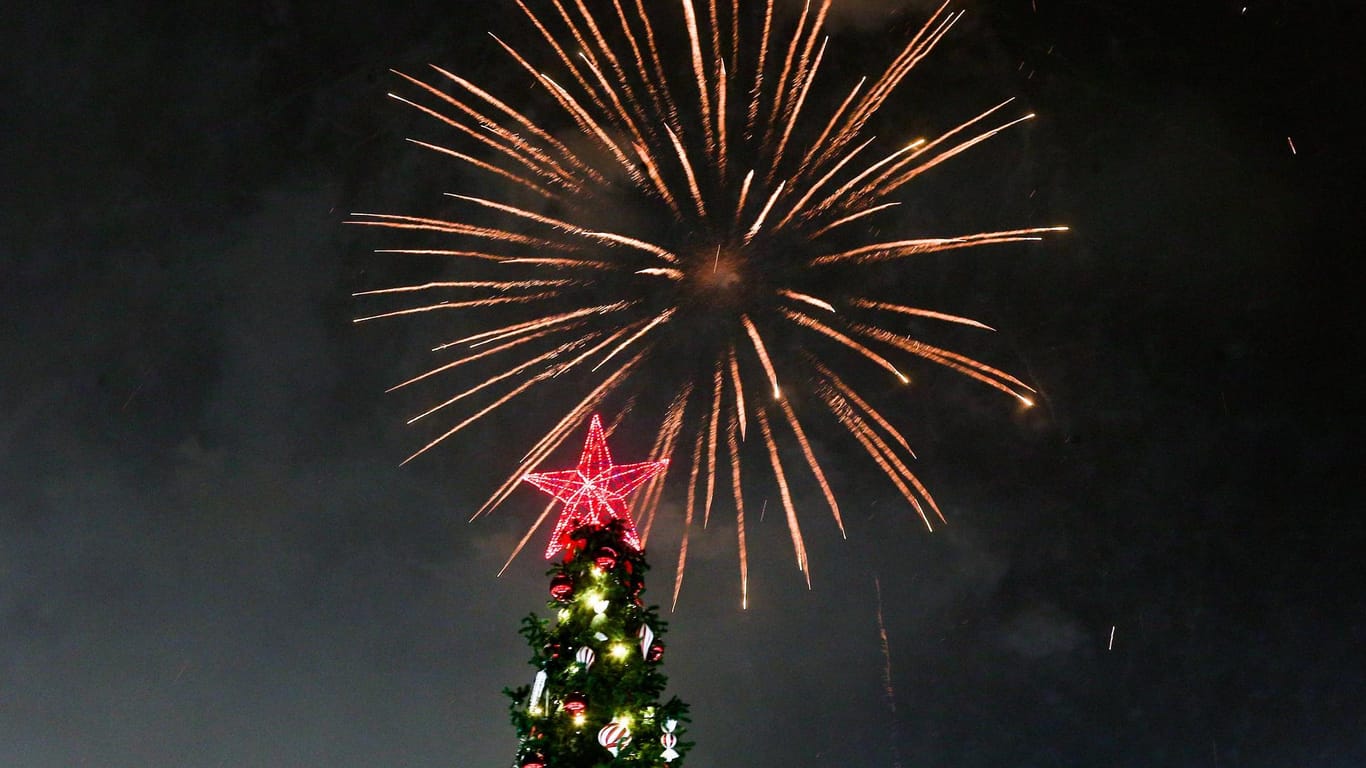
(549, 574, 574, 601)
(562, 692, 588, 714)
(647, 642, 665, 662)
(594, 546, 619, 571)
(521, 754, 546, 768)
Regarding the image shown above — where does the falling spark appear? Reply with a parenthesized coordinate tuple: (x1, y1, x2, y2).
(1109, 625, 1116, 650)
(356, 0, 1064, 597)
(874, 576, 897, 712)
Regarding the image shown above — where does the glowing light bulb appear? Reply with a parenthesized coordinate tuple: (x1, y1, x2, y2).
(610, 643, 630, 659)
(572, 713, 587, 727)
(557, 608, 571, 622)
(592, 598, 610, 615)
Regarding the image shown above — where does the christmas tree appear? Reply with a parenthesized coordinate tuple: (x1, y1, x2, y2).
(506, 416, 692, 768)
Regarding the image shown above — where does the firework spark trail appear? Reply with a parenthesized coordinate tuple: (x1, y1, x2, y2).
(761, 0, 813, 159)
(610, 0, 665, 129)
(672, 427, 707, 610)
(347, 213, 563, 248)
(393, 68, 575, 183)
(873, 576, 899, 724)
(776, 395, 843, 536)
(398, 94, 573, 192)
(473, 349, 647, 520)
(408, 335, 599, 424)
(373, 248, 517, 263)
(740, 315, 781, 399)
(447, 194, 681, 263)
(629, 0, 679, 131)
(573, 45, 655, 163)
(387, 88, 577, 191)
(359, 0, 1065, 596)
(778, 289, 835, 313)
(743, 181, 786, 242)
(805, 138, 926, 223)
(706, 0, 726, 173)
(757, 407, 810, 585)
(390, 327, 570, 392)
(810, 226, 1067, 266)
(354, 279, 576, 297)
(569, 0, 650, 131)
(680, 0, 716, 154)
(638, 383, 693, 543)
(716, 60, 730, 181)
(443, 302, 631, 350)
(809, 2, 954, 170)
(405, 139, 558, 200)
(542, 75, 648, 187)
(849, 321, 1035, 405)
(592, 308, 675, 372)
(702, 364, 722, 527)
(791, 75, 865, 186)
(735, 169, 755, 226)
(808, 200, 898, 239)
(820, 387, 933, 528)
(727, 409, 748, 609)
(353, 292, 564, 323)
(812, 359, 915, 457)
(850, 297, 996, 331)
(873, 114, 1040, 203)
(664, 126, 710, 221)
(774, 136, 877, 232)
(781, 309, 909, 384)
(426, 64, 603, 183)
(516, 0, 619, 124)
(770, 5, 831, 177)
(726, 345, 747, 440)
(499, 498, 560, 576)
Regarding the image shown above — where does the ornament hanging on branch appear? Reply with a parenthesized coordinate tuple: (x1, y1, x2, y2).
(598, 720, 632, 757)
(528, 669, 548, 710)
(638, 623, 655, 657)
(594, 546, 619, 571)
(575, 646, 596, 669)
(661, 718, 680, 762)
(562, 692, 587, 715)
(520, 753, 546, 768)
(661, 732, 680, 762)
(549, 574, 574, 601)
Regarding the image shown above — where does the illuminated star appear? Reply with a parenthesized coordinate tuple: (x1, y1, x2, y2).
(523, 414, 668, 558)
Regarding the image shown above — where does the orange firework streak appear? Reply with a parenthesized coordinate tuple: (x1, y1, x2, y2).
(354, 0, 1064, 603)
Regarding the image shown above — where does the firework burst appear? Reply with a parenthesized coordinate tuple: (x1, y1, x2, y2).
(351, 0, 1065, 607)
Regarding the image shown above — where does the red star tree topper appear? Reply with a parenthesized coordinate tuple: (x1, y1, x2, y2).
(522, 414, 668, 558)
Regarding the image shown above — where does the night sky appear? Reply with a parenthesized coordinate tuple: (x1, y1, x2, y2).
(3, 1, 1363, 766)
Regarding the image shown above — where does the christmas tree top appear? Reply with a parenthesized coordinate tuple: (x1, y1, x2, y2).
(508, 416, 691, 767)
